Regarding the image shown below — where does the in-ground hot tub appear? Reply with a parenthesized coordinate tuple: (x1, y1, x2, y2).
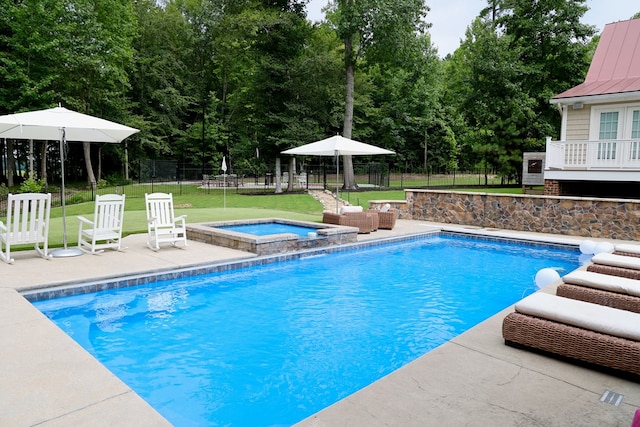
(186, 218, 358, 255)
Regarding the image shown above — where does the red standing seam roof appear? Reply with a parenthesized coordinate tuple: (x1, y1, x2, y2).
(553, 18, 640, 100)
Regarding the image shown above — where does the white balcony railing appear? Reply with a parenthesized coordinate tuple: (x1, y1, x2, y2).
(545, 137, 640, 170)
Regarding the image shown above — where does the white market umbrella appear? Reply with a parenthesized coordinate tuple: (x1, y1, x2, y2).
(282, 135, 394, 212)
(0, 106, 139, 257)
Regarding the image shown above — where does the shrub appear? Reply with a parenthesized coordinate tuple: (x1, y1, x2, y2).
(19, 178, 46, 193)
(66, 193, 85, 204)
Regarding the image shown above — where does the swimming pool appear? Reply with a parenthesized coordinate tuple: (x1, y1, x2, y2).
(33, 234, 580, 426)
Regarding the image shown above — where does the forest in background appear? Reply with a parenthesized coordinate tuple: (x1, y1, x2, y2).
(1, 0, 635, 190)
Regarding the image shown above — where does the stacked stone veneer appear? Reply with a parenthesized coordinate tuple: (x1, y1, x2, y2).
(390, 190, 639, 240)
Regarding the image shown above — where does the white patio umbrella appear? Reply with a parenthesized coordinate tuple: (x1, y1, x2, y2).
(0, 106, 139, 257)
(282, 134, 394, 213)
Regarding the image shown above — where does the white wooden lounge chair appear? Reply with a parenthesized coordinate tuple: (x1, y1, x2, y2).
(145, 192, 187, 251)
(0, 192, 52, 264)
(77, 194, 126, 254)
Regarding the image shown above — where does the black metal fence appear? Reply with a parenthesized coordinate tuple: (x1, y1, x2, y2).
(0, 164, 510, 216)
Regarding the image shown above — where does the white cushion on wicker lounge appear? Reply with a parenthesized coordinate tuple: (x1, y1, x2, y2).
(340, 205, 363, 214)
(615, 244, 640, 254)
(591, 253, 640, 270)
(515, 293, 640, 341)
(563, 270, 640, 297)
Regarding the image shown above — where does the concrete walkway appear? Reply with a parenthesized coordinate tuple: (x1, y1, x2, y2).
(1, 222, 639, 426)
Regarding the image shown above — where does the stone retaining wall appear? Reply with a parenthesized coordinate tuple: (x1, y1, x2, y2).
(373, 190, 640, 240)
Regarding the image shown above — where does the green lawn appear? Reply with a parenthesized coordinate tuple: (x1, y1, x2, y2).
(45, 192, 325, 249)
(17, 186, 525, 250)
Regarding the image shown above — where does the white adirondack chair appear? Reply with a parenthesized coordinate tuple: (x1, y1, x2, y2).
(0, 193, 52, 264)
(77, 194, 126, 254)
(145, 192, 187, 251)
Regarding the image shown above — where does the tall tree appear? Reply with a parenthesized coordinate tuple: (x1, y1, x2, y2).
(446, 0, 595, 180)
(496, 0, 596, 141)
(328, 0, 429, 189)
(129, 0, 199, 178)
(227, 1, 311, 185)
(0, 0, 136, 185)
(55, 0, 137, 184)
(447, 17, 536, 179)
(366, 32, 454, 173)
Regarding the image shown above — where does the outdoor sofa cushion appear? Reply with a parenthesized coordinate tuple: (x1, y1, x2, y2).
(340, 205, 363, 214)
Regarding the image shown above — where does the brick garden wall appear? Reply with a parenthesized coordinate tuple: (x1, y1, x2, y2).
(383, 190, 640, 240)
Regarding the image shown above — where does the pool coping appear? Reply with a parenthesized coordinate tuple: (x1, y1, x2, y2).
(22, 230, 437, 301)
(21, 229, 578, 303)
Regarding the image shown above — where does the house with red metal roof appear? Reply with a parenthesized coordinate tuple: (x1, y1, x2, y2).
(545, 18, 640, 198)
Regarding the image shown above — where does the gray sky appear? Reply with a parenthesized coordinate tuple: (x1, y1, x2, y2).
(306, 0, 639, 58)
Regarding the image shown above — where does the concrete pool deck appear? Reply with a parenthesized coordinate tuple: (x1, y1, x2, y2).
(1, 220, 639, 426)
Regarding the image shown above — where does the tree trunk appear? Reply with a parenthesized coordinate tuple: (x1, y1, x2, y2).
(97, 144, 103, 184)
(7, 140, 15, 187)
(83, 142, 96, 186)
(275, 157, 282, 193)
(0, 139, 4, 183)
(342, 27, 357, 190)
(39, 141, 48, 187)
(287, 157, 295, 192)
(28, 139, 34, 179)
(124, 141, 129, 181)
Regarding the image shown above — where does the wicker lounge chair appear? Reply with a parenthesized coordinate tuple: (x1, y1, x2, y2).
(587, 252, 640, 280)
(377, 210, 397, 230)
(556, 270, 640, 313)
(502, 293, 640, 379)
(364, 210, 380, 231)
(322, 210, 376, 234)
(366, 203, 397, 230)
(613, 243, 640, 258)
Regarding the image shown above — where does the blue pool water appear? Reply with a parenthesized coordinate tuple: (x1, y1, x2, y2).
(218, 222, 318, 237)
(34, 235, 579, 427)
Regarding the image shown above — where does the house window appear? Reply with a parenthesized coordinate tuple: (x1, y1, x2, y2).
(597, 111, 618, 160)
(632, 110, 640, 138)
(631, 110, 640, 159)
(599, 112, 619, 139)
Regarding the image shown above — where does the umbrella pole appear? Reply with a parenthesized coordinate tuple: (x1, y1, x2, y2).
(50, 129, 83, 258)
(335, 150, 339, 214)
